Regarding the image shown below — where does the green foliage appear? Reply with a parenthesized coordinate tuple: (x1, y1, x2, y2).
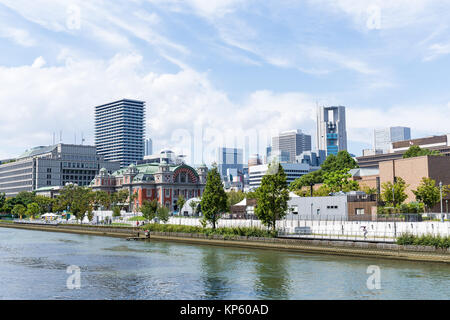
(322, 168, 359, 193)
(140, 223, 277, 238)
(128, 216, 146, 221)
(189, 200, 199, 215)
(360, 186, 377, 195)
(403, 145, 440, 159)
(254, 162, 290, 231)
(398, 202, 425, 213)
(412, 177, 449, 212)
(15, 191, 36, 207)
(94, 190, 112, 210)
(140, 199, 158, 222)
(0, 193, 5, 209)
(201, 166, 228, 229)
(112, 206, 121, 217)
(227, 190, 246, 211)
(289, 170, 323, 195)
(34, 195, 55, 214)
(57, 184, 94, 223)
(397, 233, 450, 249)
(177, 195, 186, 214)
(381, 177, 408, 206)
(157, 206, 170, 223)
(321, 151, 358, 173)
(26, 202, 40, 219)
(12, 204, 26, 219)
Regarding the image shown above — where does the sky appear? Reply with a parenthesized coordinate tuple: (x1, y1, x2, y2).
(1, 0, 450, 164)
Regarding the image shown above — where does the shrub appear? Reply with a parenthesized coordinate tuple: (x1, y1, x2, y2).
(396, 233, 450, 248)
(140, 223, 277, 238)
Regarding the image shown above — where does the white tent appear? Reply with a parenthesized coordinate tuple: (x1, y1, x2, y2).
(42, 213, 58, 217)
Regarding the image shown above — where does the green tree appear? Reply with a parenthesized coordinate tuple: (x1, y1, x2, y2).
(289, 170, 323, 196)
(412, 177, 449, 212)
(115, 189, 130, 210)
(11, 204, 26, 219)
(112, 206, 121, 217)
(226, 190, 246, 211)
(189, 200, 199, 216)
(157, 206, 170, 223)
(313, 185, 332, 197)
(94, 190, 112, 210)
(141, 200, 158, 222)
(323, 168, 359, 193)
(201, 166, 227, 229)
(26, 203, 40, 219)
(34, 195, 55, 214)
(15, 191, 36, 207)
(381, 177, 409, 207)
(57, 185, 94, 223)
(0, 193, 5, 210)
(254, 162, 290, 231)
(403, 145, 440, 159)
(321, 151, 358, 173)
(177, 195, 186, 215)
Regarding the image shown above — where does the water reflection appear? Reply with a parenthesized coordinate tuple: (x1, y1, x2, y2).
(253, 252, 291, 300)
(200, 248, 232, 299)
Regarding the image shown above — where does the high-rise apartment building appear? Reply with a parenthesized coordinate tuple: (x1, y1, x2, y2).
(95, 99, 145, 168)
(217, 147, 244, 178)
(272, 130, 312, 163)
(316, 106, 347, 156)
(374, 127, 411, 153)
(145, 138, 153, 156)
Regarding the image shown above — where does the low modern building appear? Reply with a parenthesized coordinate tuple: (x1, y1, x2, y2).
(287, 191, 377, 221)
(90, 162, 208, 211)
(0, 144, 120, 197)
(249, 163, 318, 189)
(379, 155, 450, 206)
(296, 150, 326, 167)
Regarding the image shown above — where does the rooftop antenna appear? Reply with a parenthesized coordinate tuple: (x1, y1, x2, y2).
(74, 132, 77, 145)
(52, 132, 55, 145)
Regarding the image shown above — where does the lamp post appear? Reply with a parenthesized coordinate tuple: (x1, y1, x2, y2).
(439, 181, 444, 222)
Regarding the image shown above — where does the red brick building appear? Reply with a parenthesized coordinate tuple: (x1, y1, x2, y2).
(90, 163, 208, 211)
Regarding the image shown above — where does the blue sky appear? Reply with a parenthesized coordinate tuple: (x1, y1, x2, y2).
(0, 0, 450, 164)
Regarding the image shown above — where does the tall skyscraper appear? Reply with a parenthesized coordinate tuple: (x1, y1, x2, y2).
(145, 138, 153, 156)
(374, 127, 411, 153)
(95, 99, 145, 168)
(316, 106, 347, 156)
(272, 130, 312, 163)
(217, 147, 244, 178)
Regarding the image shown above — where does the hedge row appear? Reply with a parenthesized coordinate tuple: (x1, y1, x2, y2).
(141, 223, 277, 238)
(397, 233, 450, 248)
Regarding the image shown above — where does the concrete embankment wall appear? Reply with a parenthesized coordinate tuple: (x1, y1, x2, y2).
(0, 222, 135, 238)
(2, 222, 450, 263)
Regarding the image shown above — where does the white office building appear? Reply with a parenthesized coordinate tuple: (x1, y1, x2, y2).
(374, 127, 411, 153)
(249, 163, 318, 189)
(272, 130, 312, 163)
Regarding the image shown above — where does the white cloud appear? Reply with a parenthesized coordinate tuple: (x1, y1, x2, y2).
(0, 27, 36, 47)
(31, 56, 46, 68)
(0, 53, 316, 163)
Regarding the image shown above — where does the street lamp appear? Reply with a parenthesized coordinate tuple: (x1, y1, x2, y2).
(440, 181, 444, 222)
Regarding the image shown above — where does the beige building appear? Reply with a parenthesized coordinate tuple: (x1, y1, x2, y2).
(379, 155, 450, 206)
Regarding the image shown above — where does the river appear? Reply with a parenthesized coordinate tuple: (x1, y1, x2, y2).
(0, 227, 449, 300)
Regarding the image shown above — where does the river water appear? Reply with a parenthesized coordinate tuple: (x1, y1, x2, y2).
(0, 227, 449, 300)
